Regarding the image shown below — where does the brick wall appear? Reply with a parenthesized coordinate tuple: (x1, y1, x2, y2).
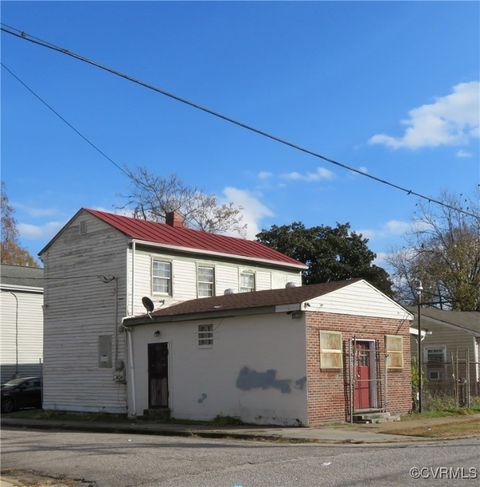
(306, 312, 412, 426)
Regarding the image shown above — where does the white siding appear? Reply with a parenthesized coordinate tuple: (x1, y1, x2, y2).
(127, 248, 303, 314)
(130, 312, 308, 425)
(306, 280, 412, 320)
(256, 271, 271, 291)
(0, 287, 43, 381)
(215, 265, 239, 295)
(42, 211, 129, 413)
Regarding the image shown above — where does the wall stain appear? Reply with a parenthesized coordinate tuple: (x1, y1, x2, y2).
(197, 393, 207, 404)
(236, 367, 292, 394)
(294, 376, 307, 390)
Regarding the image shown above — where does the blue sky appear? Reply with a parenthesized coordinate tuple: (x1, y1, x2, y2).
(2, 1, 479, 267)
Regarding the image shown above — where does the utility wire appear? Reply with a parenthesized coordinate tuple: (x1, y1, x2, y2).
(1, 62, 131, 178)
(1, 23, 477, 219)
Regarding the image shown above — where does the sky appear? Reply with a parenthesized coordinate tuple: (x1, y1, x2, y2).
(2, 1, 479, 268)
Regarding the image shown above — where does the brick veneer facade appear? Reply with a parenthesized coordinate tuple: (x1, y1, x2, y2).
(306, 311, 412, 426)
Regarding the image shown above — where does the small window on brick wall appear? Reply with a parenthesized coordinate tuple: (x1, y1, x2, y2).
(319, 330, 343, 369)
(385, 335, 404, 369)
(198, 324, 213, 348)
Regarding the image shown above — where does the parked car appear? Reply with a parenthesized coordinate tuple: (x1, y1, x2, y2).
(1, 377, 42, 413)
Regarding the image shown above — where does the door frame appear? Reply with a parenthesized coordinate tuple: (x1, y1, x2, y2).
(147, 341, 170, 409)
(353, 339, 378, 410)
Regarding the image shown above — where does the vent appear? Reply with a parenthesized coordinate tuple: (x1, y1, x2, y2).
(79, 221, 87, 235)
(286, 282, 297, 288)
(224, 288, 235, 295)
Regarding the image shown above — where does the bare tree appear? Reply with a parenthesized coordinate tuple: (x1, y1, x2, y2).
(119, 167, 247, 235)
(1, 181, 37, 267)
(388, 191, 480, 311)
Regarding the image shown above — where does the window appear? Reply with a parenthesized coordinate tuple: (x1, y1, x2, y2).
(79, 221, 87, 234)
(319, 331, 343, 369)
(424, 346, 446, 365)
(152, 260, 172, 295)
(240, 271, 255, 293)
(197, 266, 214, 297)
(385, 335, 404, 369)
(198, 324, 213, 347)
(428, 370, 441, 381)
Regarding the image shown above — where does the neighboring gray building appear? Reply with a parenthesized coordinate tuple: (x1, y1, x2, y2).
(0, 264, 44, 382)
(409, 307, 480, 396)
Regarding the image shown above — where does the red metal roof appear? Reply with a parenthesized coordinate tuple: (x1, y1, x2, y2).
(84, 209, 306, 268)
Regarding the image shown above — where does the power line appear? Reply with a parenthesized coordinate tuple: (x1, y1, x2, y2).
(1, 62, 131, 178)
(1, 23, 478, 219)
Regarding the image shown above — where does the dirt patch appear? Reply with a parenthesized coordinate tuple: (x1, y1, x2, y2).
(0, 470, 95, 487)
(376, 414, 480, 438)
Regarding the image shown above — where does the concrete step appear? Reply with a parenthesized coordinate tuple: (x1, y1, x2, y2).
(353, 412, 401, 424)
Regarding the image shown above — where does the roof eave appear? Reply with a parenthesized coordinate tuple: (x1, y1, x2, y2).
(130, 238, 308, 270)
(123, 303, 302, 326)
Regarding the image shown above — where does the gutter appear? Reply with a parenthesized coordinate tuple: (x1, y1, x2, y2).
(121, 319, 137, 417)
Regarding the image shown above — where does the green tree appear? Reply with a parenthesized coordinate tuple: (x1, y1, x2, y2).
(256, 222, 393, 295)
(1, 181, 37, 267)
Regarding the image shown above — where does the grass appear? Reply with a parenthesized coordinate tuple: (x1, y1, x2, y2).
(387, 417, 480, 438)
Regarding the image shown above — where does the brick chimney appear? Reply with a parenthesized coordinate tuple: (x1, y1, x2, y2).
(165, 211, 185, 228)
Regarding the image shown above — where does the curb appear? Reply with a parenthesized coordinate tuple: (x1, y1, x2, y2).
(0, 418, 448, 445)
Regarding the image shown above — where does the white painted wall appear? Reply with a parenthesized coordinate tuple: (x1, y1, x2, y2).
(129, 312, 308, 425)
(41, 211, 129, 413)
(305, 280, 412, 320)
(0, 285, 43, 381)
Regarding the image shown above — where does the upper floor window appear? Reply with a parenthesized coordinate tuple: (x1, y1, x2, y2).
(152, 260, 172, 295)
(197, 266, 215, 297)
(240, 271, 255, 293)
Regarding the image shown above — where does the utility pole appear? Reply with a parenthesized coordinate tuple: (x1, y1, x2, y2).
(416, 280, 423, 413)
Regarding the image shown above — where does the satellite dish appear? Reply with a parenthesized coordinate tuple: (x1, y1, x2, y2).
(142, 296, 155, 313)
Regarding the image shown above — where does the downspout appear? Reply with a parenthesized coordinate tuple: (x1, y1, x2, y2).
(7, 291, 19, 378)
(131, 240, 136, 316)
(121, 319, 136, 416)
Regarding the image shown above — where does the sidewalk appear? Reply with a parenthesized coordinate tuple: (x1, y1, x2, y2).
(1, 416, 425, 444)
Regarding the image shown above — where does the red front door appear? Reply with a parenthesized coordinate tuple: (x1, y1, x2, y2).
(354, 342, 371, 409)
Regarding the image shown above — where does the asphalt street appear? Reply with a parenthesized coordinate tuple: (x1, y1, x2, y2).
(1, 428, 479, 487)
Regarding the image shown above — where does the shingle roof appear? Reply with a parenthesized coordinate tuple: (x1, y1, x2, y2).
(126, 279, 361, 324)
(0, 264, 44, 288)
(84, 209, 306, 268)
(407, 307, 480, 335)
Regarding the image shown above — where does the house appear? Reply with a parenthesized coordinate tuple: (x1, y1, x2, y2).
(123, 279, 413, 425)
(40, 208, 413, 424)
(408, 307, 480, 397)
(0, 264, 44, 383)
(39, 208, 306, 414)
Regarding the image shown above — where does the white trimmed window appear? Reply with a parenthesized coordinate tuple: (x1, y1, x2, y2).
(319, 331, 343, 369)
(240, 271, 255, 293)
(197, 266, 215, 297)
(152, 260, 172, 295)
(198, 324, 213, 347)
(424, 345, 446, 365)
(386, 335, 404, 369)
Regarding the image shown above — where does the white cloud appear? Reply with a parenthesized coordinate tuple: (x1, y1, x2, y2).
(358, 166, 368, 174)
(358, 219, 432, 241)
(280, 166, 334, 182)
(257, 171, 273, 180)
(456, 149, 472, 158)
(14, 203, 59, 217)
(18, 221, 63, 240)
(222, 187, 274, 239)
(369, 81, 480, 149)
